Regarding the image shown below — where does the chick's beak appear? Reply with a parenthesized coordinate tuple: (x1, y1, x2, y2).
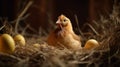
(56, 20, 62, 29)
(56, 20, 61, 24)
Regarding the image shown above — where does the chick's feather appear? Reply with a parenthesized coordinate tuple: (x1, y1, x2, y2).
(47, 15, 82, 50)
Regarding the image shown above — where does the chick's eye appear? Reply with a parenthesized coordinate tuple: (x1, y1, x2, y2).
(63, 19, 67, 22)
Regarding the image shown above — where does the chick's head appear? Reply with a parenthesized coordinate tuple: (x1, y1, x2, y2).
(56, 15, 71, 29)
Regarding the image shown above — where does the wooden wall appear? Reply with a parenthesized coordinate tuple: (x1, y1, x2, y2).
(89, 0, 113, 21)
(0, 0, 114, 32)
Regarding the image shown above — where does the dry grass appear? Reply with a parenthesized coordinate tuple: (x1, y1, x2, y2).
(0, 1, 120, 67)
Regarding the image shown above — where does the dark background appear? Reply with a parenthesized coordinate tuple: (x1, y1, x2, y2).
(0, 0, 114, 32)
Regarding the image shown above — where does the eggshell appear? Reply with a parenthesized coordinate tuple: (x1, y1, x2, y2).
(0, 34, 15, 53)
(14, 34, 26, 46)
(84, 39, 99, 50)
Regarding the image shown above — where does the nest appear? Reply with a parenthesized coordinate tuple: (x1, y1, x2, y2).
(0, 1, 120, 67)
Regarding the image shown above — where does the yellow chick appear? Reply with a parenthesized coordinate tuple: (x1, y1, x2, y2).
(47, 14, 82, 50)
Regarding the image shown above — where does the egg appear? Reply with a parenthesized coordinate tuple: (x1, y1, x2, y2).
(84, 39, 99, 50)
(14, 34, 26, 46)
(33, 43, 40, 47)
(0, 34, 15, 53)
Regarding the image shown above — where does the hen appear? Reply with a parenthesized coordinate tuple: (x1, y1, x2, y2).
(47, 15, 82, 50)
